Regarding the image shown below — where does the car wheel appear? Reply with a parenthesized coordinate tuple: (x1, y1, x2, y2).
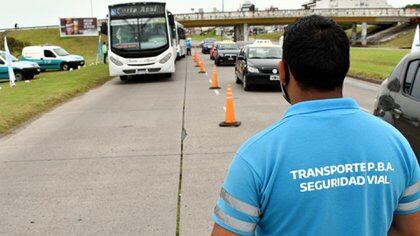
(61, 63, 70, 71)
(243, 75, 252, 91)
(14, 71, 24, 81)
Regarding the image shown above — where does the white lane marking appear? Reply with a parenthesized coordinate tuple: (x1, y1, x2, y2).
(223, 106, 226, 112)
(214, 90, 220, 96)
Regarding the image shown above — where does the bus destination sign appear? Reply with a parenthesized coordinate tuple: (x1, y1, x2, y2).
(110, 3, 166, 18)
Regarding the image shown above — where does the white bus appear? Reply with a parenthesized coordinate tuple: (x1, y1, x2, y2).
(176, 22, 187, 60)
(107, 2, 177, 80)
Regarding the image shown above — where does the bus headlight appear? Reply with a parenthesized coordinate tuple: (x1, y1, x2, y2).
(110, 56, 123, 66)
(159, 53, 172, 64)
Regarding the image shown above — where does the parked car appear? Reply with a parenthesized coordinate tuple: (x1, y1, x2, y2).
(20, 45, 85, 71)
(374, 51, 420, 161)
(235, 40, 282, 91)
(0, 50, 40, 81)
(214, 41, 240, 66)
(201, 38, 216, 54)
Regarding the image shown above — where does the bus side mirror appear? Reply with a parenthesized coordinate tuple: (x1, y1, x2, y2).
(100, 22, 108, 35)
(168, 15, 175, 27)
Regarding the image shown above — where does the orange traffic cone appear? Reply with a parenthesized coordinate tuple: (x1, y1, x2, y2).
(193, 51, 199, 63)
(199, 60, 206, 74)
(209, 65, 221, 89)
(219, 85, 241, 127)
(195, 57, 201, 67)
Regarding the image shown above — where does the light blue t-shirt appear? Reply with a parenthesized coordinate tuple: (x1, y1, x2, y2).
(212, 98, 419, 236)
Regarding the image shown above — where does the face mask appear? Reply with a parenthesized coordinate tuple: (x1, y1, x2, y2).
(280, 81, 291, 104)
(280, 62, 291, 104)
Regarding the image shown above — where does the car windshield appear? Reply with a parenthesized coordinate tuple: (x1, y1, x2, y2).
(0, 52, 18, 62)
(247, 47, 282, 59)
(111, 17, 168, 51)
(53, 48, 70, 56)
(219, 44, 239, 50)
(204, 39, 215, 43)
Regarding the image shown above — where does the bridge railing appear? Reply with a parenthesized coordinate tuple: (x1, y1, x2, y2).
(175, 8, 420, 21)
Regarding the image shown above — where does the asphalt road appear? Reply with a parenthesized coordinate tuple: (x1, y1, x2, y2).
(0, 54, 380, 235)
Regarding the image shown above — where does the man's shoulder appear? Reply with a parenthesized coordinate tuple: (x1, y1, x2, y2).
(237, 118, 294, 156)
(236, 110, 413, 162)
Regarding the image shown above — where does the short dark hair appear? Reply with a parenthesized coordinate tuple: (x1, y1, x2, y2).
(283, 15, 350, 91)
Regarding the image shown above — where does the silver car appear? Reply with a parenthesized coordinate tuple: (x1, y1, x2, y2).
(374, 51, 420, 161)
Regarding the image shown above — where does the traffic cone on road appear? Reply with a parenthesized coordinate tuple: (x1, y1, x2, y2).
(195, 57, 201, 67)
(209, 65, 221, 89)
(199, 60, 206, 74)
(219, 85, 241, 127)
(193, 51, 199, 63)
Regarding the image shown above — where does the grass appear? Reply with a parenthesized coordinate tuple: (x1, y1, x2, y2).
(191, 31, 224, 42)
(0, 64, 112, 134)
(349, 47, 409, 81)
(251, 31, 283, 42)
(374, 29, 415, 49)
(6, 28, 106, 64)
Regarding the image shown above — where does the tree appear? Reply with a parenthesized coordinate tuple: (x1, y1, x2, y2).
(405, 4, 420, 9)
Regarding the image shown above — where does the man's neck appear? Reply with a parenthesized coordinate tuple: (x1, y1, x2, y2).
(291, 88, 343, 105)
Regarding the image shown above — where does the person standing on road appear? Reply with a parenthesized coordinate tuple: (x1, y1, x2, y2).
(211, 15, 419, 236)
(102, 42, 108, 64)
(185, 38, 192, 56)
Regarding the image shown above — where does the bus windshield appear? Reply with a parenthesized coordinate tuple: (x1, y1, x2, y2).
(111, 17, 168, 51)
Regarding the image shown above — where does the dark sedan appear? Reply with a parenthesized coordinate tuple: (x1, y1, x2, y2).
(215, 43, 240, 66)
(235, 44, 282, 91)
(201, 38, 216, 54)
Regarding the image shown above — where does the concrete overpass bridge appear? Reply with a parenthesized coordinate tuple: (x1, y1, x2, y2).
(175, 8, 420, 45)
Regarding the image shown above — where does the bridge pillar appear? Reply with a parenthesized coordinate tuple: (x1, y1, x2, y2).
(234, 25, 242, 42)
(351, 23, 357, 46)
(361, 22, 368, 46)
(243, 23, 249, 42)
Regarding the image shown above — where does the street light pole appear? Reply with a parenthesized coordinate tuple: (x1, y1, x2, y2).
(90, 0, 94, 17)
(221, 0, 224, 40)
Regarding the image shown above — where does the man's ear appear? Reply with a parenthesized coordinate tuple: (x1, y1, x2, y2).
(279, 60, 287, 85)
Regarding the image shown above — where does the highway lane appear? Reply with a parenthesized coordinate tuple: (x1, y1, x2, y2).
(0, 53, 380, 235)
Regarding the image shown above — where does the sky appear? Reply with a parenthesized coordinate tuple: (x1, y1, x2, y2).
(0, 0, 418, 29)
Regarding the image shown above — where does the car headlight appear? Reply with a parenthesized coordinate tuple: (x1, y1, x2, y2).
(247, 65, 259, 73)
(159, 53, 172, 64)
(110, 56, 123, 66)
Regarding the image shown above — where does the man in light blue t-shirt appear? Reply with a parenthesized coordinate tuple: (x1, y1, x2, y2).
(211, 15, 419, 236)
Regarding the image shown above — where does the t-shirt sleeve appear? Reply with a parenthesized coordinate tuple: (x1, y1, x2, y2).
(212, 154, 262, 236)
(395, 149, 419, 215)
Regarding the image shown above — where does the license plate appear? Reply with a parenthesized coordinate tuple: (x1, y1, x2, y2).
(228, 57, 234, 60)
(137, 70, 147, 74)
(270, 75, 280, 81)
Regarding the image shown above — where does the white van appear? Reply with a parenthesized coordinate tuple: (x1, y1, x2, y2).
(20, 45, 85, 71)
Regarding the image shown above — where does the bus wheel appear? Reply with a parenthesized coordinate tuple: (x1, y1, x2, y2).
(61, 63, 70, 71)
(14, 71, 24, 81)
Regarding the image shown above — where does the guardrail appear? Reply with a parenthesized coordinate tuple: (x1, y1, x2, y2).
(0, 25, 59, 32)
(175, 8, 420, 21)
